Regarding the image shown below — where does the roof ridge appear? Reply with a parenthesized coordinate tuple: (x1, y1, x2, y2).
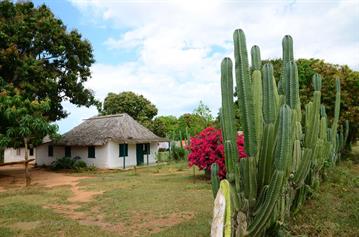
(86, 113, 127, 120)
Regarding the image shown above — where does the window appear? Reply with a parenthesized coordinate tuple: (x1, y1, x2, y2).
(65, 146, 71, 157)
(48, 145, 54, 157)
(29, 148, 34, 156)
(144, 143, 150, 155)
(119, 144, 128, 157)
(88, 146, 95, 158)
(16, 148, 21, 156)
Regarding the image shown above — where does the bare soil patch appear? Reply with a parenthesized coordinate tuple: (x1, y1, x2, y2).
(0, 164, 90, 190)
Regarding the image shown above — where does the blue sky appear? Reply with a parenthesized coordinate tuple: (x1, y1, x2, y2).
(32, 0, 359, 133)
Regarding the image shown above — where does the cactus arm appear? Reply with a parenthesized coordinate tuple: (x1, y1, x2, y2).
(279, 35, 294, 95)
(274, 105, 292, 171)
(251, 45, 262, 70)
(222, 180, 232, 237)
(220, 58, 240, 188)
(331, 79, 341, 137)
(247, 170, 284, 236)
(211, 163, 220, 198)
(248, 105, 292, 236)
(251, 45, 263, 148)
(344, 120, 349, 145)
(240, 156, 257, 209)
(233, 29, 257, 156)
(257, 123, 275, 191)
(252, 69, 263, 148)
(284, 61, 299, 109)
(293, 148, 312, 188)
(262, 63, 278, 124)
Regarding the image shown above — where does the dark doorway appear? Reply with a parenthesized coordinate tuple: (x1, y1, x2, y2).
(136, 144, 144, 165)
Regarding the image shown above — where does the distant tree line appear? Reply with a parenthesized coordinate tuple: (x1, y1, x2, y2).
(100, 91, 215, 140)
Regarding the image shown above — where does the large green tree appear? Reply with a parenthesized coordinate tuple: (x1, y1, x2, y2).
(0, 1, 98, 121)
(176, 113, 208, 138)
(101, 91, 158, 125)
(0, 83, 58, 186)
(151, 115, 177, 138)
(265, 58, 359, 143)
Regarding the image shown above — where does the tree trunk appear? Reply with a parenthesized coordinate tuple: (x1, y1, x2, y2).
(24, 138, 31, 186)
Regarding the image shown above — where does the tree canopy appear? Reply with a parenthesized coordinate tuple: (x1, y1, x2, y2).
(0, 1, 98, 121)
(151, 115, 177, 138)
(265, 58, 359, 143)
(0, 83, 58, 148)
(0, 83, 58, 185)
(101, 91, 158, 125)
(193, 100, 213, 124)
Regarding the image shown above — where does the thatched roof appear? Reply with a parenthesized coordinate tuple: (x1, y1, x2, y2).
(56, 113, 168, 146)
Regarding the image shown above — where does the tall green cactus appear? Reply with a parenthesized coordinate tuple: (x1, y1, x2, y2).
(251, 46, 263, 148)
(211, 29, 344, 237)
(234, 29, 257, 157)
(220, 58, 240, 187)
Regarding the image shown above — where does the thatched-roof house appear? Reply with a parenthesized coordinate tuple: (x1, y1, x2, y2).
(36, 114, 168, 169)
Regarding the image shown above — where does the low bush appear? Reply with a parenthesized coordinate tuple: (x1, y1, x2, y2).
(50, 157, 76, 170)
(155, 151, 170, 162)
(170, 143, 186, 160)
(50, 157, 95, 172)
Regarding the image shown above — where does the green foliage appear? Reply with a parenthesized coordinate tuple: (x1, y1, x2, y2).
(170, 142, 186, 161)
(151, 115, 177, 137)
(176, 113, 208, 138)
(101, 91, 158, 125)
(0, 85, 58, 148)
(267, 58, 359, 143)
(0, 1, 98, 121)
(150, 101, 214, 139)
(193, 100, 214, 125)
(50, 157, 76, 170)
(50, 157, 93, 172)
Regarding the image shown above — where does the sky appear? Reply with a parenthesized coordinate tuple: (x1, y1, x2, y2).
(32, 0, 359, 133)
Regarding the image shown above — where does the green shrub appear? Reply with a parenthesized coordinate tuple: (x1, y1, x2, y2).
(155, 151, 170, 162)
(170, 143, 186, 160)
(50, 157, 76, 170)
(50, 157, 92, 172)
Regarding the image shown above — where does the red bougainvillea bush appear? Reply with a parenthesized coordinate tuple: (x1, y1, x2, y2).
(187, 127, 247, 179)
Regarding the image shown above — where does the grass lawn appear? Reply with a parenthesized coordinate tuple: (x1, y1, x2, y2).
(0, 145, 358, 237)
(289, 143, 359, 236)
(0, 162, 213, 237)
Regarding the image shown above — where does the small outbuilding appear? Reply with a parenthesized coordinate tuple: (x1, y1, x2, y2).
(4, 147, 36, 163)
(36, 113, 168, 169)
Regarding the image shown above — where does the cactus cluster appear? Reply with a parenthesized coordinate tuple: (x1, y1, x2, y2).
(211, 29, 348, 236)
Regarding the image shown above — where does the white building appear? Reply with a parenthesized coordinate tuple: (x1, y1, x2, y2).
(4, 147, 36, 163)
(36, 113, 168, 169)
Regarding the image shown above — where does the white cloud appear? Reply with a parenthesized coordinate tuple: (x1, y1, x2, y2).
(59, 0, 359, 133)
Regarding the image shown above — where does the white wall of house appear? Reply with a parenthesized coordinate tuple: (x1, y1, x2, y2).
(36, 140, 159, 169)
(107, 142, 136, 168)
(107, 141, 157, 168)
(36, 144, 63, 166)
(36, 143, 109, 168)
(4, 147, 36, 163)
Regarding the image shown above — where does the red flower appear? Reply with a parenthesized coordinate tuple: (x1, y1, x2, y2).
(187, 127, 247, 179)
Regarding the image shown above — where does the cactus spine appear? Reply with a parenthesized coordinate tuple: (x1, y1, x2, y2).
(211, 29, 344, 237)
